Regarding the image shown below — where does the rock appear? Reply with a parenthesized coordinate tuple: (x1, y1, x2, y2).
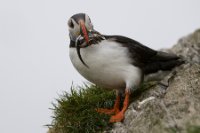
(168, 29, 200, 63)
(108, 29, 200, 133)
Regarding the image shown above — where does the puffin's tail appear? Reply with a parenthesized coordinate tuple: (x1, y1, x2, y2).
(144, 51, 184, 74)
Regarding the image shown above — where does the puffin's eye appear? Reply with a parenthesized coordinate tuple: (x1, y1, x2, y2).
(68, 19, 74, 28)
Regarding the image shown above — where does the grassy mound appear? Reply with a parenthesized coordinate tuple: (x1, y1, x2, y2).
(48, 85, 116, 133)
(47, 82, 157, 133)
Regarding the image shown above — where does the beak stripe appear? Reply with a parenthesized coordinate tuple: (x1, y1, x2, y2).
(79, 21, 89, 44)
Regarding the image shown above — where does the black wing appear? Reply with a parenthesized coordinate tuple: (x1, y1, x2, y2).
(104, 35, 183, 74)
(104, 35, 157, 67)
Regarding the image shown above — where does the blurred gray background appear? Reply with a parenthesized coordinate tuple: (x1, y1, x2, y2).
(0, 0, 199, 133)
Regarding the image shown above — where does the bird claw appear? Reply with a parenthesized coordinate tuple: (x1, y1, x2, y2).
(109, 112, 124, 123)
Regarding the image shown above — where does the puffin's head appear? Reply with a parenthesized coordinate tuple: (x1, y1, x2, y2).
(68, 13, 94, 43)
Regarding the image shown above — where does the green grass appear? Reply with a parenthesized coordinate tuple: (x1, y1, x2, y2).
(47, 82, 157, 133)
(48, 85, 116, 133)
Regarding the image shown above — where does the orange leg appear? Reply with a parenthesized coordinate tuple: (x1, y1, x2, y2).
(96, 95, 120, 115)
(109, 91, 130, 123)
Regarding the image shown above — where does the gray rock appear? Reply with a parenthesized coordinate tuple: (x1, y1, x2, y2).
(168, 29, 200, 63)
(109, 29, 200, 133)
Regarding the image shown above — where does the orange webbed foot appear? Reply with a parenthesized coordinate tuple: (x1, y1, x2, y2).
(96, 108, 120, 115)
(109, 112, 125, 123)
(109, 90, 130, 123)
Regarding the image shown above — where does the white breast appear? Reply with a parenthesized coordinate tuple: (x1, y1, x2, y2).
(69, 40, 143, 90)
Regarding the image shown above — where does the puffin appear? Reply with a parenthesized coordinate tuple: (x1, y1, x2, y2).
(68, 13, 183, 123)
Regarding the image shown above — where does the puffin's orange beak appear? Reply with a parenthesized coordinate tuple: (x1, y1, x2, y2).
(79, 20, 89, 44)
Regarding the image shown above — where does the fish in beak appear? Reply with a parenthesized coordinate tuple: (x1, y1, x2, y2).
(75, 20, 90, 68)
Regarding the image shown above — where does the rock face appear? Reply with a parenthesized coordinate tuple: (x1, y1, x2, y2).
(109, 29, 200, 133)
(170, 29, 200, 64)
